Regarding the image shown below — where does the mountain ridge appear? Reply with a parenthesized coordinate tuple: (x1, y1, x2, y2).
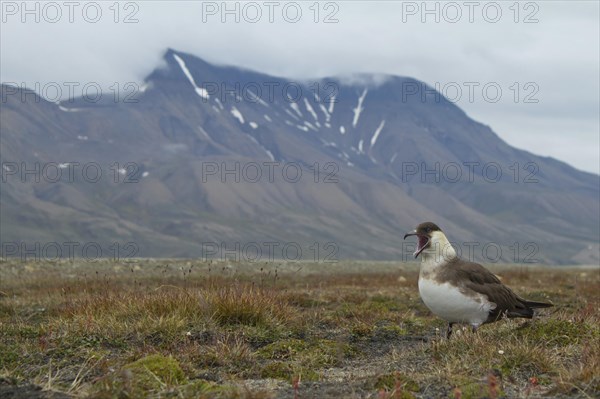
(1, 49, 598, 264)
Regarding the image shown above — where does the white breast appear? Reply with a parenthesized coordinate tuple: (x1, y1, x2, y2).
(418, 277, 494, 327)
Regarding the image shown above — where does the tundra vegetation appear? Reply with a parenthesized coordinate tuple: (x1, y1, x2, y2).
(0, 259, 598, 398)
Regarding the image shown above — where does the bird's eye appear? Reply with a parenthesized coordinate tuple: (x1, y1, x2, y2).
(426, 227, 432, 233)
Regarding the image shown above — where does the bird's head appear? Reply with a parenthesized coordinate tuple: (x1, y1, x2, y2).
(403, 222, 451, 259)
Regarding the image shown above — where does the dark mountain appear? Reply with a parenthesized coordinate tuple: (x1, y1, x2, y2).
(1, 49, 598, 264)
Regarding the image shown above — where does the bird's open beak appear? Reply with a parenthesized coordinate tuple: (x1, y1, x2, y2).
(403, 230, 417, 240)
(403, 230, 429, 258)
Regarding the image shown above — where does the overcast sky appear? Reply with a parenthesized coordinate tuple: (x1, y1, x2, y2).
(1, 1, 598, 173)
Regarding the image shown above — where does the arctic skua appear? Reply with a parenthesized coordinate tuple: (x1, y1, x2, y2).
(404, 222, 553, 338)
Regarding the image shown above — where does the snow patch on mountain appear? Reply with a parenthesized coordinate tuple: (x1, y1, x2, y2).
(172, 53, 209, 100)
(195, 87, 209, 99)
(247, 89, 269, 107)
(319, 138, 338, 148)
(285, 108, 300, 121)
(231, 107, 245, 124)
(198, 126, 212, 141)
(352, 89, 367, 128)
(370, 120, 385, 147)
(290, 102, 303, 117)
(246, 134, 275, 161)
(58, 105, 81, 112)
(328, 95, 336, 114)
(318, 103, 331, 122)
(304, 121, 318, 131)
(304, 98, 319, 122)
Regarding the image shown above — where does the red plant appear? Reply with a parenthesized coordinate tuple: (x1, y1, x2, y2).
(394, 372, 403, 398)
(529, 376, 539, 386)
(292, 375, 300, 399)
(488, 373, 499, 399)
(38, 334, 48, 351)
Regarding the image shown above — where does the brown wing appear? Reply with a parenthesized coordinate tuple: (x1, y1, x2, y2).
(445, 258, 533, 323)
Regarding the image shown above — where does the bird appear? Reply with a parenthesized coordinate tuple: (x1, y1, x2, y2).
(403, 222, 553, 338)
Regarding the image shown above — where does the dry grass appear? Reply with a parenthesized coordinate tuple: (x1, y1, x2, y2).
(0, 259, 598, 398)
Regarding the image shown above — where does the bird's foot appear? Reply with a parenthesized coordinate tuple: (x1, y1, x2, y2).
(446, 322, 454, 339)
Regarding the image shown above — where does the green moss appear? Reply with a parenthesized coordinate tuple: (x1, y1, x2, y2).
(260, 362, 319, 381)
(180, 379, 223, 397)
(374, 324, 409, 339)
(449, 381, 505, 399)
(124, 354, 186, 387)
(256, 338, 309, 360)
(306, 339, 356, 367)
(351, 321, 410, 342)
(369, 295, 403, 312)
(448, 375, 505, 399)
(261, 361, 293, 379)
(94, 354, 187, 397)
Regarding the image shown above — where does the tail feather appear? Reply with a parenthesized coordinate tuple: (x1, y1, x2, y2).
(524, 300, 553, 309)
(499, 298, 553, 321)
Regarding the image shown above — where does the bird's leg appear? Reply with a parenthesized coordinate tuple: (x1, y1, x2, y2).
(471, 325, 479, 334)
(446, 322, 454, 339)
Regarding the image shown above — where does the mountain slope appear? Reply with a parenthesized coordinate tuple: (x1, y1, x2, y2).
(1, 49, 598, 264)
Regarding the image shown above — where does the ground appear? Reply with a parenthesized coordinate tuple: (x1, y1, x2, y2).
(0, 259, 598, 398)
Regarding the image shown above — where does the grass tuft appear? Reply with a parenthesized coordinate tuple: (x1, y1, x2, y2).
(208, 284, 291, 327)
